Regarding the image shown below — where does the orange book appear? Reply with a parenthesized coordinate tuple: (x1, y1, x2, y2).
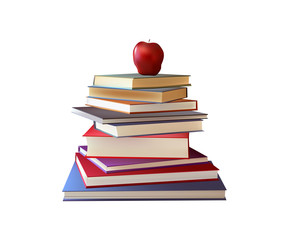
(88, 86, 187, 103)
(86, 98, 198, 114)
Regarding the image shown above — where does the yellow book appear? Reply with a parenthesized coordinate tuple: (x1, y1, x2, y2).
(88, 86, 187, 103)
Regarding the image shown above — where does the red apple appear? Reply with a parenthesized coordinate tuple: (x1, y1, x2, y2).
(133, 41, 164, 75)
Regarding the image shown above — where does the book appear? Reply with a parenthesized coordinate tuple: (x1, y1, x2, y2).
(92, 73, 191, 89)
(86, 98, 198, 114)
(84, 126, 190, 158)
(75, 152, 219, 187)
(88, 86, 187, 103)
(94, 119, 203, 137)
(63, 162, 226, 200)
(79, 145, 208, 173)
(72, 106, 207, 124)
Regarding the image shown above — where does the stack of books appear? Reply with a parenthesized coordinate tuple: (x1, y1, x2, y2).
(63, 74, 226, 200)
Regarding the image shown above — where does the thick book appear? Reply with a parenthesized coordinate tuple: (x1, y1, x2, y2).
(75, 152, 219, 188)
(63, 162, 226, 200)
(93, 73, 191, 89)
(86, 98, 198, 114)
(83, 126, 190, 158)
(79, 145, 208, 173)
(72, 106, 208, 124)
(94, 119, 203, 137)
(88, 86, 187, 103)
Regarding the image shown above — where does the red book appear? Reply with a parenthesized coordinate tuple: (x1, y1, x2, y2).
(83, 126, 190, 158)
(83, 125, 189, 138)
(75, 153, 219, 188)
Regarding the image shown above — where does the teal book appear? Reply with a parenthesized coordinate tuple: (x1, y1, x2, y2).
(93, 73, 191, 89)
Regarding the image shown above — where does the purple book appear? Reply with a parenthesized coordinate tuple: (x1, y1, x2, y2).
(78, 146, 208, 173)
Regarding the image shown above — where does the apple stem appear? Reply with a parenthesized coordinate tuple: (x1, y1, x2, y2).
(148, 39, 150, 42)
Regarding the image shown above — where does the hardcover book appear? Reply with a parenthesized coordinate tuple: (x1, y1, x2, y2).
(93, 73, 191, 89)
(79, 145, 208, 173)
(86, 98, 198, 114)
(75, 152, 219, 188)
(84, 126, 190, 158)
(72, 106, 207, 124)
(88, 86, 187, 103)
(63, 162, 226, 200)
(94, 119, 203, 137)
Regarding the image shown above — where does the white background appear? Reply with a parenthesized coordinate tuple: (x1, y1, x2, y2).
(1, 0, 286, 239)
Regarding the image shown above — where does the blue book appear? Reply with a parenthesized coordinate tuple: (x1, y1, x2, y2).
(63, 162, 226, 201)
(94, 119, 203, 137)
